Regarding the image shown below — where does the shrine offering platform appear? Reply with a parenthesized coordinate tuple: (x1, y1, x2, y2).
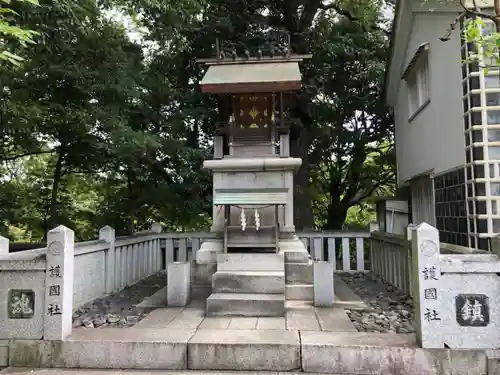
(5, 301, 492, 375)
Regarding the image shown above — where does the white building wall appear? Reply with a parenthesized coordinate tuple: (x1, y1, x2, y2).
(394, 11, 465, 185)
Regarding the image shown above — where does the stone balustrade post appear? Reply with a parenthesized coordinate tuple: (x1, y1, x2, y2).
(44, 225, 74, 340)
(151, 222, 162, 233)
(99, 226, 116, 294)
(0, 235, 8, 256)
(412, 222, 443, 348)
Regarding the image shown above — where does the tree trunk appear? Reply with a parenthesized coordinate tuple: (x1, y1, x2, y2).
(126, 171, 137, 235)
(46, 150, 65, 233)
(291, 129, 314, 231)
(325, 201, 349, 231)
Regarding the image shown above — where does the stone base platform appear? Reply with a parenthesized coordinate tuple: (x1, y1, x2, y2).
(5, 326, 489, 374)
(3, 302, 492, 374)
(8, 272, 488, 374)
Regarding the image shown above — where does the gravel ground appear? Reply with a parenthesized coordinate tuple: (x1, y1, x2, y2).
(338, 272, 416, 333)
(72, 271, 167, 328)
(73, 269, 415, 333)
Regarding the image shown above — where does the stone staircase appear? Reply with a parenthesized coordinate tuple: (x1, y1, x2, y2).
(206, 253, 286, 316)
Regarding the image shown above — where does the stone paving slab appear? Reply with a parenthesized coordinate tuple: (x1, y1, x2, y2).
(1, 369, 328, 375)
(9, 329, 195, 369)
(187, 329, 301, 371)
(134, 305, 353, 332)
(130, 273, 368, 334)
(5, 331, 491, 375)
(300, 331, 487, 375)
(132, 307, 182, 328)
(315, 308, 357, 332)
(285, 307, 320, 331)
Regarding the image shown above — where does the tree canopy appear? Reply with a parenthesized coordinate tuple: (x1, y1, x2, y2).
(0, 0, 394, 241)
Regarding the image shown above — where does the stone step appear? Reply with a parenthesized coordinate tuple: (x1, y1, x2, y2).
(285, 284, 313, 300)
(188, 329, 300, 371)
(206, 293, 285, 317)
(285, 261, 313, 284)
(217, 253, 284, 272)
(7, 330, 486, 374)
(212, 270, 285, 294)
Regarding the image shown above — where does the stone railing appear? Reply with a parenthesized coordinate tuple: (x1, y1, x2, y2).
(370, 231, 412, 296)
(160, 231, 371, 272)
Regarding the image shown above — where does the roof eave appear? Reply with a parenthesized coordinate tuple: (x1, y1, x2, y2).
(383, 0, 401, 106)
(200, 81, 302, 94)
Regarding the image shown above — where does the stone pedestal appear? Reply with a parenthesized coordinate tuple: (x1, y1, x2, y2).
(167, 262, 191, 307)
(44, 225, 75, 340)
(280, 236, 310, 263)
(195, 239, 223, 264)
(313, 261, 334, 307)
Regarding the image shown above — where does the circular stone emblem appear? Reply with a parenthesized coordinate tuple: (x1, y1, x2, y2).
(420, 239, 438, 257)
(47, 241, 62, 256)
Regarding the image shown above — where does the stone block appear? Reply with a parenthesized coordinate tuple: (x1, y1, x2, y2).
(196, 240, 223, 264)
(167, 262, 191, 307)
(206, 293, 285, 317)
(300, 331, 487, 375)
(487, 349, 500, 375)
(315, 308, 357, 332)
(212, 270, 285, 294)
(187, 329, 301, 371)
(285, 284, 313, 300)
(193, 262, 217, 285)
(285, 262, 313, 284)
(0, 270, 45, 339)
(9, 328, 194, 369)
(217, 253, 284, 272)
(0, 340, 8, 367)
(44, 225, 75, 341)
(280, 239, 310, 263)
(313, 261, 334, 307)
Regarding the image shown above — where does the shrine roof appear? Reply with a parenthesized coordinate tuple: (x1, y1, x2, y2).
(199, 61, 303, 94)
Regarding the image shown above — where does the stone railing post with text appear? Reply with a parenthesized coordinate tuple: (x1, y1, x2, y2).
(0, 235, 7, 256)
(44, 225, 74, 340)
(99, 226, 116, 294)
(412, 222, 443, 348)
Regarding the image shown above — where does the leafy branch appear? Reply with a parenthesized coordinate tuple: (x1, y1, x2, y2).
(0, 0, 40, 65)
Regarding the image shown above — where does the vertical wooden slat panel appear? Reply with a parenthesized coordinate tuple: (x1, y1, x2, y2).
(119, 246, 126, 289)
(380, 244, 386, 281)
(312, 237, 323, 260)
(389, 245, 395, 285)
(355, 237, 364, 271)
(156, 239, 161, 272)
(150, 240, 155, 274)
(142, 241, 148, 277)
(191, 238, 200, 261)
(155, 240, 159, 273)
(147, 240, 152, 276)
(150, 240, 155, 275)
(327, 238, 336, 270)
(133, 243, 140, 282)
(127, 245, 134, 285)
(114, 246, 121, 291)
(394, 244, 401, 289)
(165, 238, 174, 268)
(342, 237, 350, 271)
(179, 238, 187, 262)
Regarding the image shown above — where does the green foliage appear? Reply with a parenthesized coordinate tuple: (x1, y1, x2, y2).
(0, 0, 395, 241)
(0, 0, 40, 64)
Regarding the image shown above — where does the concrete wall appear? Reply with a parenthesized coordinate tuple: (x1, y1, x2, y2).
(73, 243, 107, 308)
(394, 9, 465, 185)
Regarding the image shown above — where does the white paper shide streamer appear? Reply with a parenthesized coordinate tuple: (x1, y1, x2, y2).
(254, 208, 260, 231)
(240, 207, 246, 231)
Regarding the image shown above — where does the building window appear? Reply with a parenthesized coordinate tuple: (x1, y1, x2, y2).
(406, 54, 430, 118)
